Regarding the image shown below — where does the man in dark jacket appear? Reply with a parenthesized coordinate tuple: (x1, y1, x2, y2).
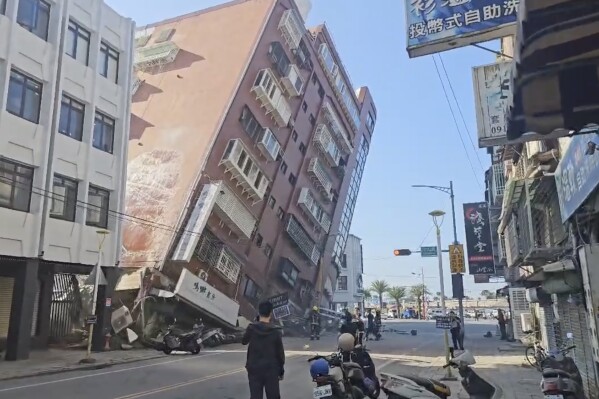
(242, 301, 285, 399)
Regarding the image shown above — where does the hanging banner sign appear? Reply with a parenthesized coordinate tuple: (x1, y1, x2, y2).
(463, 202, 496, 275)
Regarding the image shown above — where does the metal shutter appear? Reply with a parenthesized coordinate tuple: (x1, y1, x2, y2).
(509, 287, 530, 340)
(538, 304, 557, 350)
(0, 277, 14, 338)
(30, 279, 40, 337)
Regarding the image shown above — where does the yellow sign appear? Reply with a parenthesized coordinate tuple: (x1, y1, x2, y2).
(449, 244, 465, 274)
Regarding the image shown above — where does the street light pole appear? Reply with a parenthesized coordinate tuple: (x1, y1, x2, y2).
(430, 210, 453, 380)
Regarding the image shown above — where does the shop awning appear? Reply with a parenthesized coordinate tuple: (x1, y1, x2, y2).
(507, 0, 599, 140)
(524, 259, 575, 282)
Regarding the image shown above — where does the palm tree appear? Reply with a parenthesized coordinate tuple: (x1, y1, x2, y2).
(410, 284, 430, 318)
(362, 288, 372, 310)
(370, 280, 390, 308)
(387, 286, 406, 313)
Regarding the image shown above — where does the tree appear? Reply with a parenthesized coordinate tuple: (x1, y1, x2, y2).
(370, 280, 390, 307)
(387, 286, 406, 312)
(480, 290, 496, 299)
(363, 288, 372, 301)
(410, 284, 431, 318)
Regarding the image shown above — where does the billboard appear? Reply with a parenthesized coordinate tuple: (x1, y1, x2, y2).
(473, 61, 512, 147)
(463, 202, 495, 275)
(406, 0, 518, 58)
(555, 133, 599, 222)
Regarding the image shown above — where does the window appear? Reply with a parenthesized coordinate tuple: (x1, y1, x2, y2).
(86, 185, 109, 228)
(50, 175, 78, 221)
(309, 114, 316, 126)
(318, 85, 325, 99)
(268, 195, 276, 209)
(0, 158, 34, 212)
(311, 74, 317, 85)
(280, 259, 299, 286)
(66, 20, 91, 65)
(302, 101, 308, 112)
(264, 244, 273, 259)
(337, 276, 348, 291)
(59, 94, 85, 140)
(255, 233, 263, 248)
(268, 42, 290, 77)
(93, 111, 115, 153)
(239, 106, 262, 139)
(17, 0, 50, 41)
(7, 69, 42, 124)
(288, 173, 296, 185)
(243, 277, 261, 301)
(280, 161, 288, 174)
(292, 131, 298, 142)
(299, 142, 306, 155)
(276, 207, 285, 220)
(98, 41, 119, 83)
(154, 28, 174, 43)
(366, 111, 376, 133)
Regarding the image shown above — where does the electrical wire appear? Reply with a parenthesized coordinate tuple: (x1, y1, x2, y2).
(432, 56, 483, 189)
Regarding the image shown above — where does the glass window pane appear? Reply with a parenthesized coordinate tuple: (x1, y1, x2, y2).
(70, 107, 84, 140)
(97, 50, 107, 76)
(76, 34, 89, 65)
(7, 77, 23, 115)
(65, 27, 77, 58)
(23, 87, 41, 123)
(59, 101, 70, 134)
(17, 0, 35, 31)
(34, 2, 50, 40)
(107, 57, 118, 83)
(50, 184, 66, 217)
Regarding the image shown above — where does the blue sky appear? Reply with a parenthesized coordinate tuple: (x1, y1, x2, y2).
(107, 0, 504, 298)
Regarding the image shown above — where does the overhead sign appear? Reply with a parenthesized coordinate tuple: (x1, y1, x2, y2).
(449, 244, 465, 273)
(473, 61, 512, 147)
(463, 202, 496, 275)
(267, 292, 289, 309)
(555, 133, 599, 222)
(420, 246, 438, 257)
(435, 316, 452, 329)
(273, 305, 291, 320)
(406, 0, 518, 58)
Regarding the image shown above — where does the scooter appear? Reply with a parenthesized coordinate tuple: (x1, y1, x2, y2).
(445, 351, 495, 399)
(308, 353, 366, 399)
(162, 319, 204, 354)
(380, 373, 446, 399)
(540, 345, 583, 399)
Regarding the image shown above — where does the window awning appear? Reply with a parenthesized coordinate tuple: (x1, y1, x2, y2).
(507, 0, 599, 140)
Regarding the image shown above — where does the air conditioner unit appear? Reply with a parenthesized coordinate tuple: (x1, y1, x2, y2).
(520, 312, 533, 332)
(526, 287, 552, 305)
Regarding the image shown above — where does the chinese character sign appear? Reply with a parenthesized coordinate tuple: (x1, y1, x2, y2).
(555, 133, 599, 222)
(406, 0, 518, 57)
(463, 202, 495, 275)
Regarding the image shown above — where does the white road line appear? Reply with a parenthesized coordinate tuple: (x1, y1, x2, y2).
(0, 352, 226, 393)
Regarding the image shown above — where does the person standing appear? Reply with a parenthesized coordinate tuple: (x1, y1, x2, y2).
(242, 301, 285, 399)
(449, 311, 464, 350)
(497, 309, 507, 340)
(366, 310, 375, 340)
(308, 306, 321, 340)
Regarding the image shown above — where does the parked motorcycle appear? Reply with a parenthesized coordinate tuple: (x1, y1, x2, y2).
(379, 372, 450, 399)
(162, 319, 204, 355)
(308, 353, 366, 399)
(540, 345, 583, 399)
(444, 351, 495, 399)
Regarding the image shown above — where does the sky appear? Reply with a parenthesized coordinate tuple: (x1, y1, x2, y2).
(106, 0, 505, 299)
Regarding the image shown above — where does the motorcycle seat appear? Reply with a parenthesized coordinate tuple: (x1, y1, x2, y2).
(543, 368, 575, 379)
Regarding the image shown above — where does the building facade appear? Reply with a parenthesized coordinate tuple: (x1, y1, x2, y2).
(332, 234, 364, 312)
(119, 0, 376, 326)
(0, 0, 134, 360)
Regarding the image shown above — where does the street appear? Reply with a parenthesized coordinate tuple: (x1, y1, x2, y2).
(0, 320, 506, 399)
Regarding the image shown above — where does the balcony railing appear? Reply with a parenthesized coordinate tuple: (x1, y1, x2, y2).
(321, 102, 352, 153)
(132, 76, 142, 95)
(257, 128, 281, 162)
(280, 64, 305, 97)
(307, 157, 333, 201)
(497, 233, 507, 264)
(134, 41, 179, 70)
(195, 230, 242, 284)
(252, 69, 292, 127)
(285, 215, 320, 265)
(492, 163, 506, 202)
(298, 187, 332, 232)
(219, 139, 270, 202)
(213, 181, 257, 239)
(504, 217, 523, 268)
(278, 9, 304, 50)
(313, 124, 341, 167)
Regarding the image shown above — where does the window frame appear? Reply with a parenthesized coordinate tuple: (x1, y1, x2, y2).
(337, 276, 348, 291)
(0, 158, 34, 213)
(59, 94, 85, 141)
(93, 110, 115, 154)
(6, 69, 43, 124)
(50, 174, 78, 221)
(16, 0, 51, 41)
(239, 105, 262, 139)
(276, 207, 285, 220)
(280, 161, 288, 174)
(267, 195, 276, 209)
(255, 233, 263, 248)
(98, 41, 120, 83)
(299, 142, 306, 155)
(264, 244, 273, 259)
(66, 20, 91, 66)
(86, 185, 110, 228)
(288, 173, 296, 185)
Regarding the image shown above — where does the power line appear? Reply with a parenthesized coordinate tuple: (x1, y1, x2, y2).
(432, 56, 483, 189)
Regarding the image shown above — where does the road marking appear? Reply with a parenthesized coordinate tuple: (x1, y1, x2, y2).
(0, 352, 226, 393)
(377, 359, 397, 370)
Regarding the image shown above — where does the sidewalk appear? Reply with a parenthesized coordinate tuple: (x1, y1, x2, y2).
(0, 348, 165, 381)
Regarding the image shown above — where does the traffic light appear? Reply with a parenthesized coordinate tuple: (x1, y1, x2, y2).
(393, 249, 412, 256)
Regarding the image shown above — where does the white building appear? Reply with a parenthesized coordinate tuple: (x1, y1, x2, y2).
(0, 0, 134, 360)
(332, 234, 364, 312)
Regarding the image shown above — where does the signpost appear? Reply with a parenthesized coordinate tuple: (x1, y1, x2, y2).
(435, 316, 452, 330)
(267, 293, 290, 320)
(420, 246, 438, 257)
(449, 244, 466, 274)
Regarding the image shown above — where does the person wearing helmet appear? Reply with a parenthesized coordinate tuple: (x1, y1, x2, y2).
(309, 306, 321, 340)
(338, 333, 380, 398)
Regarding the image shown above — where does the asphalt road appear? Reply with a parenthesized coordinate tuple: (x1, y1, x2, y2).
(0, 320, 499, 399)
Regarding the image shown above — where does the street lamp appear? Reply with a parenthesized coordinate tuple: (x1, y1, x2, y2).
(430, 210, 454, 380)
(413, 181, 465, 330)
(411, 270, 426, 319)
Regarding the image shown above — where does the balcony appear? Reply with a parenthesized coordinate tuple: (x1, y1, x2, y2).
(213, 181, 257, 239)
(252, 69, 292, 127)
(307, 158, 333, 201)
(257, 128, 281, 162)
(298, 187, 332, 232)
(132, 76, 142, 95)
(278, 9, 304, 50)
(280, 64, 305, 97)
(321, 102, 352, 153)
(134, 41, 179, 70)
(497, 233, 507, 265)
(219, 139, 270, 202)
(195, 230, 242, 284)
(313, 124, 341, 167)
(285, 215, 320, 265)
(491, 163, 506, 204)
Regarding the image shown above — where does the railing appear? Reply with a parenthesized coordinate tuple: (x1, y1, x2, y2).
(492, 163, 506, 201)
(321, 102, 352, 153)
(285, 215, 320, 265)
(219, 139, 269, 201)
(505, 217, 523, 267)
(278, 9, 304, 50)
(213, 181, 257, 239)
(313, 124, 341, 166)
(252, 69, 292, 127)
(307, 158, 333, 201)
(280, 64, 305, 97)
(298, 187, 332, 232)
(195, 230, 241, 284)
(134, 41, 179, 70)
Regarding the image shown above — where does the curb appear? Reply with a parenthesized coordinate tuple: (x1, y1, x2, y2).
(0, 353, 166, 382)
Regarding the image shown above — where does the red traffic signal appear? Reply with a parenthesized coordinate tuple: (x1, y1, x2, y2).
(393, 249, 412, 256)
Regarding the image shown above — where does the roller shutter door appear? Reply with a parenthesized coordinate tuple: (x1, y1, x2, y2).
(0, 277, 14, 338)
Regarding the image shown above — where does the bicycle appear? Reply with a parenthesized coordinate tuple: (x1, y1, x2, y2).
(522, 330, 548, 371)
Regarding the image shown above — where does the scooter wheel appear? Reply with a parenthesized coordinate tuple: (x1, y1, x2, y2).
(163, 347, 173, 355)
(191, 345, 201, 355)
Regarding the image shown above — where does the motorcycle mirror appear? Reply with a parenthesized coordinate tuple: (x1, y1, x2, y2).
(452, 350, 476, 366)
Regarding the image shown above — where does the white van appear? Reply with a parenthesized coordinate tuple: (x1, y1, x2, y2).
(427, 309, 444, 319)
